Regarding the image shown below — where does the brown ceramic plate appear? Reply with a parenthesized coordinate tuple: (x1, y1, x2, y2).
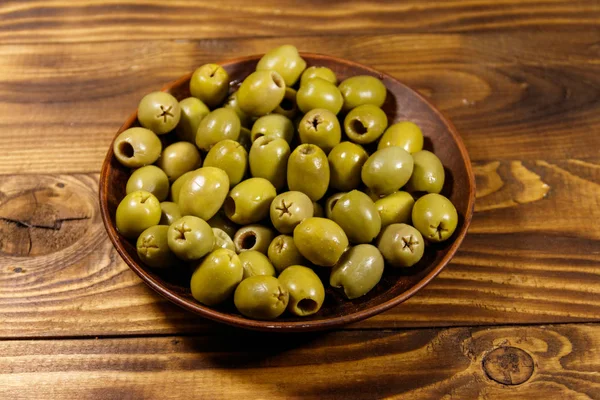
(100, 53, 475, 332)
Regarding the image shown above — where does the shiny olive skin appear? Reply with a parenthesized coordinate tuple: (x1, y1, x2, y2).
(300, 66, 337, 86)
(375, 191, 415, 228)
(270, 191, 314, 234)
(296, 77, 344, 115)
(377, 121, 424, 153)
(412, 193, 458, 243)
(190, 248, 243, 306)
(328, 141, 369, 191)
(267, 235, 306, 274)
(212, 227, 235, 252)
(157, 141, 202, 182)
(298, 108, 341, 154)
(330, 244, 384, 299)
(287, 144, 330, 201)
(405, 150, 445, 194)
(170, 170, 195, 204)
(137, 225, 177, 268)
(113, 127, 162, 168)
(331, 190, 381, 244)
(116, 190, 161, 239)
(338, 75, 387, 112)
(207, 211, 239, 239)
(203, 139, 248, 187)
(225, 178, 277, 225)
(176, 97, 210, 143)
(137, 91, 181, 135)
(249, 136, 290, 191)
(237, 70, 286, 117)
(167, 216, 215, 261)
(126, 165, 169, 201)
(233, 225, 276, 254)
(189, 63, 230, 108)
(273, 87, 298, 119)
(344, 104, 388, 144)
(361, 147, 414, 195)
(178, 167, 229, 221)
(234, 275, 288, 320)
(377, 223, 424, 267)
(159, 201, 182, 226)
(237, 126, 253, 151)
(195, 108, 241, 151)
(325, 192, 346, 220)
(312, 202, 324, 218)
(224, 92, 253, 128)
(278, 265, 325, 317)
(238, 250, 276, 279)
(256, 44, 306, 87)
(250, 114, 294, 144)
(293, 217, 349, 267)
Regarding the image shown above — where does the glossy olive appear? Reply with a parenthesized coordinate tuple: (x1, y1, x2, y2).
(405, 150, 445, 194)
(344, 104, 388, 144)
(338, 75, 387, 112)
(189, 63, 230, 108)
(411, 193, 458, 243)
(212, 228, 236, 252)
(167, 216, 214, 261)
(331, 190, 381, 244)
(330, 244, 384, 299)
(237, 70, 286, 117)
(287, 144, 330, 201)
(270, 191, 314, 234)
(296, 77, 344, 115)
(157, 141, 202, 182)
(312, 201, 324, 218)
(250, 114, 294, 144)
(278, 265, 325, 317)
(176, 97, 210, 143)
(234, 275, 288, 320)
(273, 87, 298, 119)
(324, 192, 346, 220)
(300, 66, 337, 86)
(328, 141, 369, 191)
(195, 108, 241, 151)
(225, 178, 277, 225)
(178, 167, 229, 220)
(233, 225, 276, 254)
(159, 201, 182, 226)
(238, 250, 276, 279)
(126, 165, 169, 201)
(377, 121, 424, 153)
(203, 139, 248, 187)
(190, 248, 243, 306)
(293, 217, 349, 267)
(267, 235, 306, 274)
(115, 190, 161, 239)
(207, 212, 239, 239)
(137, 91, 181, 135)
(298, 108, 341, 154)
(377, 223, 424, 267)
(374, 191, 414, 228)
(249, 136, 290, 191)
(136, 225, 177, 268)
(224, 91, 253, 128)
(113, 127, 162, 168)
(170, 170, 195, 204)
(361, 147, 414, 195)
(256, 44, 306, 86)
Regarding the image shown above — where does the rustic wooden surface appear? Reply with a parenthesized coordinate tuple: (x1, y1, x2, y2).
(1, 0, 600, 398)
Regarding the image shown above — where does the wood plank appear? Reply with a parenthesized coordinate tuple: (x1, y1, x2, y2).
(1, 32, 600, 174)
(1, 324, 599, 399)
(0, 160, 598, 337)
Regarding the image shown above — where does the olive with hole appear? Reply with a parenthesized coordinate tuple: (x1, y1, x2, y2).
(338, 75, 387, 112)
(287, 144, 330, 201)
(296, 77, 344, 115)
(178, 167, 229, 221)
(137, 91, 181, 135)
(330, 190, 381, 244)
(361, 147, 414, 196)
(249, 136, 290, 191)
(224, 91, 253, 128)
(405, 150, 445, 194)
(250, 114, 294, 144)
(167, 216, 214, 261)
(225, 177, 277, 225)
(278, 265, 325, 317)
(344, 104, 388, 144)
(267, 234, 306, 274)
(411, 193, 458, 243)
(212, 227, 235, 252)
(195, 108, 241, 151)
(170, 170, 195, 205)
(203, 139, 248, 187)
(233, 225, 276, 254)
(378, 121, 424, 153)
(328, 141, 368, 192)
(330, 244, 384, 299)
(300, 66, 337, 86)
(113, 127, 162, 168)
(207, 211, 239, 239)
(298, 108, 341, 154)
(324, 192, 346, 220)
(136, 225, 177, 269)
(116, 190, 161, 239)
(157, 141, 202, 182)
(273, 87, 298, 119)
(189, 63, 230, 108)
(238, 250, 276, 279)
(126, 165, 169, 202)
(176, 97, 210, 143)
(234, 275, 289, 320)
(237, 70, 286, 117)
(190, 248, 243, 306)
(377, 223, 424, 267)
(375, 191, 415, 228)
(270, 191, 314, 234)
(293, 217, 349, 267)
(159, 201, 182, 226)
(256, 44, 306, 87)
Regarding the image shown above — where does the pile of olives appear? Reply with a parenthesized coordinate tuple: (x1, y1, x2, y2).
(112, 45, 458, 321)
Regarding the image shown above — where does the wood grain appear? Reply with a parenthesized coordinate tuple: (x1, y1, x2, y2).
(1, 324, 599, 399)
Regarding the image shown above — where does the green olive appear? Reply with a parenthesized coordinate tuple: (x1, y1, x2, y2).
(189, 63, 230, 108)
(270, 191, 314, 234)
(377, 223, 424, 267)
(159, 201, 182, 226)
(267, 235, 306, 274)
(377, 121, 424, 153)
(136, 225, 177, 268)
(324, 192, 346, 220)
(287, 144, 330, 201)
(176, 97, 210, 143)
(233, 225, 276, 254)
(126, 165, 169, 201)
(293, 217, 348, 267)
(361, 147, 414, 195)
(237, 70, 286, 117)
(137, 91, 181, 135)
(374, 191, 415, 228)
(330, 190, 381, 244)
(297, 77, 344, 115)
(195, 108, 241, 151)
(116, 190, 161, 239)
(212, 227, 235, 252)
(237, 126, 253, 152)
(256, 44, 306, 86)
(167, 216, 214, 261)
(225, 178, 277, 225)
(338, 75, 387, 112)
(411, 193, 458, 243)
(203, 139, 248, 187)
(113, 127, 162, 168)
(170, 170, 196, 204)
(250, 114, 294, 144)
(273, 87, 298, 119)
(344, 104, 388, 144)
(330, 244, 384, 299)
(278, 265, 325, 317)
(207, 211, 239, 239)
(238, 250, 276, 279)
(157, 141, 202, 182)
(224, 91, 253, 128)
(405, 150, 445, 194)
(328, 141, 368, 191)
(298, 108, 341, 154)
(190, 248, 243, 306)
(178, 167, 230, 221)
(249, 136, 290, 191)
(300, 66, 337, 86)
(234, 275, 288, 320)
(312, 201, 324, 218)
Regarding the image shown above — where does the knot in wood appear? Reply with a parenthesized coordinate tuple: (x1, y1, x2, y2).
(482, 346, 534, 385)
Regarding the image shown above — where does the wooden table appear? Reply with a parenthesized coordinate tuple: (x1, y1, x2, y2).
(1, 1, 600, 398)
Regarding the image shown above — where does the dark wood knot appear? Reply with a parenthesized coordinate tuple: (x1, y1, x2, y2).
(482, 346, 534, 385)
